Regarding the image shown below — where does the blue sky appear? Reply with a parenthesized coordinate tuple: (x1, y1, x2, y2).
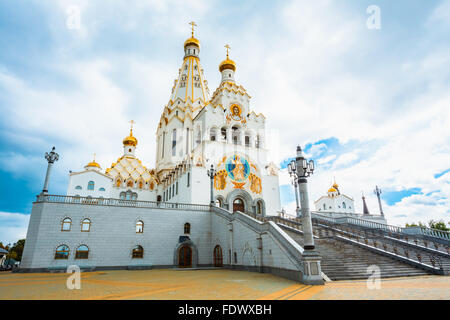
(1, 0, 449, 245)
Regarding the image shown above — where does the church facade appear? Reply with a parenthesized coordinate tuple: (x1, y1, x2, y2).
(66, 29, 280, 217)
(18, 28, 326, 284)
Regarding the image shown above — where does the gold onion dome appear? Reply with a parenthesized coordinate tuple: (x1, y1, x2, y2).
(184, 36, 200, 48)
(123, 128, 138, 147)
(86, 160, 100, 169)
(85, 154, 101, 169)
(219, 57, 236, 72)
(332, 182, 339, 189)
(328, 187, 337, 193)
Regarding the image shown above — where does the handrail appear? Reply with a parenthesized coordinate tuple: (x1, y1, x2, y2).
(311, 212, 450, 241)
(35, 194, 211, 211)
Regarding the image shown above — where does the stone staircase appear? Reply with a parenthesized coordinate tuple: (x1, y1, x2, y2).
(282, 227, 431, 281)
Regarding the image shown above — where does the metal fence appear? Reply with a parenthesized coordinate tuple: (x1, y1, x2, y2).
(35, 194, 211, 212)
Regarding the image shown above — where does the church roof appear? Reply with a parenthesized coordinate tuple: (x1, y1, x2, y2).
(106, 156, 158, 184)
(169, 54, 209, 107)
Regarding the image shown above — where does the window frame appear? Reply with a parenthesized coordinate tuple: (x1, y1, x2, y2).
(75, 245, 89, 259)
(54, 245, 70, 260)
(61, 218, 72, 232)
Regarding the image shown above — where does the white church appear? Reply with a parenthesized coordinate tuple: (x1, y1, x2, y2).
(20, 25, 329, 284)
(66, 34, 280, 217)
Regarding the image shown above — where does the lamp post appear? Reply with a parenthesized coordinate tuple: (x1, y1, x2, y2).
(292, 145, 323, 285)
(374, 186, 384, 216)
(41, 146, 59, 195)
(207, 164, 216, 206)
(293, 146, 315, 250)
(287, 162, 301, 218)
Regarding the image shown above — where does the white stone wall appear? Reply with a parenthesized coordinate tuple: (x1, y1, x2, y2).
(67, 170, 112, 198)
(21, 202, 304, 280)
(21, 202, 212, 269)
(315, 194, 355, 214)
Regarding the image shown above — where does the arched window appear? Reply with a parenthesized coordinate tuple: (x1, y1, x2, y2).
(342, 202, 346, 209)
(132, 245, 144, 259)
(232, 126, 240, 144)
(210, 128, 217, 141)
(75, 245, 89, 259)
(215, 198, 222, 207)
(255, 135, 261, 148)
(184, 223, 191, 234)
(75, 185, 82, 190)
(221, 127, 227, 141)
(323, 203, 326, 210)
(81, 218, 91, 232)
(196, 128, 201, 145)
(120, 192, 126, 200)
(99, 187, 105, 191)
(172, 129, 177, 156)
(136, 220, 144, 233)
(61, 218, 72, 231)
(55, 245, 70, 259)
(245, 135, 250, 147)
(87, 181, 95, 190)
(256, 201, 264, 215)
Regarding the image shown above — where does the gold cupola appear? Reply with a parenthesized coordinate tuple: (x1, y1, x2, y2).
(219, 44, 236, 72)
(123, 121, 138, 147)
(184, 21, 200, 49)
(85, 154, 101, 170)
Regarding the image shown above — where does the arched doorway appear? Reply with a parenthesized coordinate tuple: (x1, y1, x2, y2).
(178, 245, 192, 268)
(213, 245, 223, 267)
(233, 198, 245, 213)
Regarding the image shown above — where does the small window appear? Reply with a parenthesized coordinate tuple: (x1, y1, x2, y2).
(87, 181, 95, 190)
(234, 252, 237, 263)
(187, 172, 190, 187)
(62, 218, 72, 231)
(184, 223, 191, 234)
(342, 202, 346, 209)
(323, 204, 326, 210)
(99, 187, 105, 191)
(75, 245, 89, 259)
(55, 245, 70, 259)
(132, 245, 144, 259)
(81, 218, 91, 232)
(75, 186, 82, 190)
(136, 221, 144, 233)
(176, 182, 179, 195)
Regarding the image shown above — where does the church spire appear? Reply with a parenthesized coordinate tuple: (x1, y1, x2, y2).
(362, 192, 370, 215)
(169, 22, 209, 105)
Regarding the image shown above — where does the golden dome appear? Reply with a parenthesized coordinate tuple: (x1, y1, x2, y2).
(123, 128, 138, 147)
(328, 187, 337, 193)
(86, 161, 100, 169)
(184, 36, 200, 49)
(332, 182, 339, 189)
(219, 58, 236, 72)
(85, 154, 101, 169)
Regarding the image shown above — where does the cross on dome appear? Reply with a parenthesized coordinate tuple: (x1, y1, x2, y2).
(189, 21, 197, 37)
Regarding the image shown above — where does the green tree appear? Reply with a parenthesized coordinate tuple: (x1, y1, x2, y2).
(9, 239, 25, 261)
(428, 220, 449, 232)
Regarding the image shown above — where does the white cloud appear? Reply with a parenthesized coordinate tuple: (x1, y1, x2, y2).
(0, 212, 29, 246)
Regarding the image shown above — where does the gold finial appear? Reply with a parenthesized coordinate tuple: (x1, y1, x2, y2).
(189, 21, 197, 37)
(224, 44, 231, 59)
(129, 120, 135, 134)
(93, 153, 96, 161)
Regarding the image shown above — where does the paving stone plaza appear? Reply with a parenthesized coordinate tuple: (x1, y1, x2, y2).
(0, 269, 449, 300)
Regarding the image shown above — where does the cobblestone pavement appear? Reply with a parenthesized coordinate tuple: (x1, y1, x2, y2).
(0, 270, 448, 300)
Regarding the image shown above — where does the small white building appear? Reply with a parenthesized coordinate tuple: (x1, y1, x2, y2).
(314, 181, 355, 213)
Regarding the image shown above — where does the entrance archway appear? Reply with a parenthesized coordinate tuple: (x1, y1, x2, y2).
(233, 198, 245, 213)
(213, 245, 223, 267)
(178, 245, 192, 268)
